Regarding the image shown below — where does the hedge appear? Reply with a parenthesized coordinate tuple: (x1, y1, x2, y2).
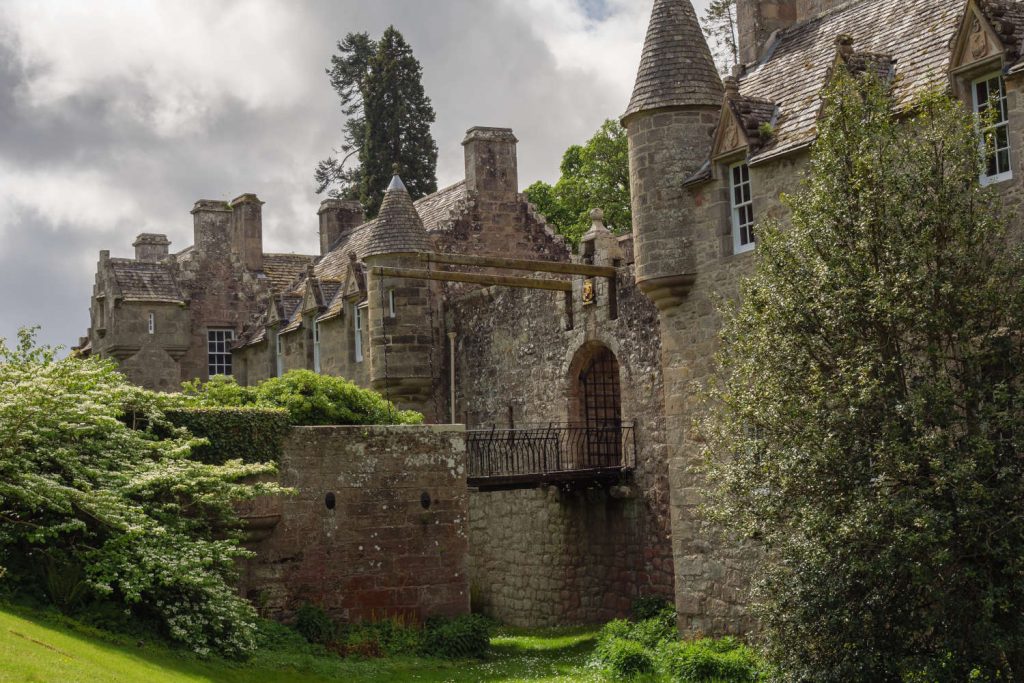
(165, 407, 291, 465)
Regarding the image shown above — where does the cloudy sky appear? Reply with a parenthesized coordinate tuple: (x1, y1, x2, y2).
(0, 0, 712, 349)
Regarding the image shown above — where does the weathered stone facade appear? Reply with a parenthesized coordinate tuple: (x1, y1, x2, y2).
(623, 0, 1022, 636)
(237, 425, 469, 623)
(453, 236, 674, 626)
(79, 196, 314, 389)
(77, 0, 1024, 638)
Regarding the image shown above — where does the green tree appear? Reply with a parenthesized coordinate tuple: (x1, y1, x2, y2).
(705, 71, 1024, 680)
(524, 119, 631, 246)
(315, 27, 438, 217)
(0, 329, 281, 656)
(700, 0, 738, 74)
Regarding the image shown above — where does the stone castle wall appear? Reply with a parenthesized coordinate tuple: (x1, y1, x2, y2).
(237, 425, 470, 623)
(451, 265, 674, 627)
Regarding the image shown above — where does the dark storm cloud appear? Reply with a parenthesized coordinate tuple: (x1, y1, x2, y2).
(0, 0, 707, 350)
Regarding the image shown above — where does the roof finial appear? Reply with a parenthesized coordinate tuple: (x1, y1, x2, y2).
(387, 164, 407, 193)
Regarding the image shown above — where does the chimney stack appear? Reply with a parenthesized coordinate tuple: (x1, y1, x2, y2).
(191, 199, 232, 253)
(462, 127, 519, 196)
(318, 199, 365, 255)
(737, 0, 798, 64)
(132, 233, 170, 261)
(230, 193, 264, 271)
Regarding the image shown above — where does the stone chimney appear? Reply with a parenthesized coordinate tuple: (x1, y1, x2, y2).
(191, 199, 232, 252)
(462, 127, 519, 196)
(739, 0, 848, 64)
(132, 233, 171, 261)
(737, 0, 798, 64)
(318, 198, 365, 255)
(797, 0, 845, 20)
(230, 193, 264, 271)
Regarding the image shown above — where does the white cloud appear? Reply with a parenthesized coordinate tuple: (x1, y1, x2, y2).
(0, 0, 313, 136)
(497, 0, 649, 96)
(0, 161, 142, 235)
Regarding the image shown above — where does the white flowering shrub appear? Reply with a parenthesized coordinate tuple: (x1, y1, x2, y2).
(0, 329, 283, 657)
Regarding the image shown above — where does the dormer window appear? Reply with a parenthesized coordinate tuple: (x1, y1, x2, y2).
(974, 73, 1012, 185)
(730, 162, 755, 254)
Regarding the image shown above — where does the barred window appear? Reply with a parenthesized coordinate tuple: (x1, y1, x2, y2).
(974, 73, 1012, 184)
(148, 312, 155, 335)
(730, 162, 755, 254)
(207, 329, 234, 376)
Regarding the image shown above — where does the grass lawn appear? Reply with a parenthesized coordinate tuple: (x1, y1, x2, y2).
(0, 605, 604, 682)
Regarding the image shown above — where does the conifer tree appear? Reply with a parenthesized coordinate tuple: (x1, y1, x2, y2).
(315, 27, 438, 217)
(700, 0, 739, 74)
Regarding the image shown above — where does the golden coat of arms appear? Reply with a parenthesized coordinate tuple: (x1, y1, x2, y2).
(582, 279, 595, 305)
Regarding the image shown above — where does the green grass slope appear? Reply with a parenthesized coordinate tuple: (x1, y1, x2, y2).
(0, 606, 602, 682)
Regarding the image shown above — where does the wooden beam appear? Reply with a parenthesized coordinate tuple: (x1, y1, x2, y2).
(371, 266, 572, 292)
(417, 252, 616, 278)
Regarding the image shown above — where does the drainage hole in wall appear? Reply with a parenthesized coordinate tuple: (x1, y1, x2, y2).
(420, 491, 432, 509)
(325, 492, 336, 510)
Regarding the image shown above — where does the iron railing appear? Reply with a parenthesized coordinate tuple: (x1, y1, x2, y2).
(466, 421, 637, 482)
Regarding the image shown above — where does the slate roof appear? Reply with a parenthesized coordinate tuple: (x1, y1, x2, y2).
(738, 0, 964, 163)
(623, 0, 724, 120)
(362, 176, 433, 258)
(728, 95, 779, 150)
(263, 253, 316, 293)
(109, 259, 183, 303)
(416, 181, 470, 233)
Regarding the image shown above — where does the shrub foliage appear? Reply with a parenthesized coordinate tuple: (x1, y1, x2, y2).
(0, 330, 282, 656)
(163, 407, 291, 464)
(182, 370, 423, 426)
(705, 71, 1024, 679)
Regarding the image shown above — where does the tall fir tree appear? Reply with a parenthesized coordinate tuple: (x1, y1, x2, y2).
(700, 0, 739, 74)
(315, 26, 438, 217)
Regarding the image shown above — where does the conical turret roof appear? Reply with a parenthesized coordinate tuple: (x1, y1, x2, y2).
(363, 174, 433, 257)
(623, 0, 724, 121)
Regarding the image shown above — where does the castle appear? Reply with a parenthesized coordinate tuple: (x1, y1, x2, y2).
(77, 0, 1024, 633)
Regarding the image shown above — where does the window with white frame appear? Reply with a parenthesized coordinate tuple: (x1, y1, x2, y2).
(974, 73, 1012, 184)
(207, 329, 234, 376)
(730, 162, 755, 254)
(354, 303, 364, 363)
(148, 312, 155, 335)
(275, 333, 284, 377)
(312, 320, 321, 374)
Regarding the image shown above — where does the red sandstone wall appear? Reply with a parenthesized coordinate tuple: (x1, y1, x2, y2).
(237, 425, 470, 624)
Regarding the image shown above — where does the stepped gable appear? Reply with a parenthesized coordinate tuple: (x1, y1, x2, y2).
(739, 0, 962, 163)
(623, 0, 724, 120)
(363, 174, 433, 258)
(109, 259, 183, 303)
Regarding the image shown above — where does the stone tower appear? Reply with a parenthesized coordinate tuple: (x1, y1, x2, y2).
(624, 0, 737, 635)
(622, 0, 723, 309)
(362, 174, 437, 419)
